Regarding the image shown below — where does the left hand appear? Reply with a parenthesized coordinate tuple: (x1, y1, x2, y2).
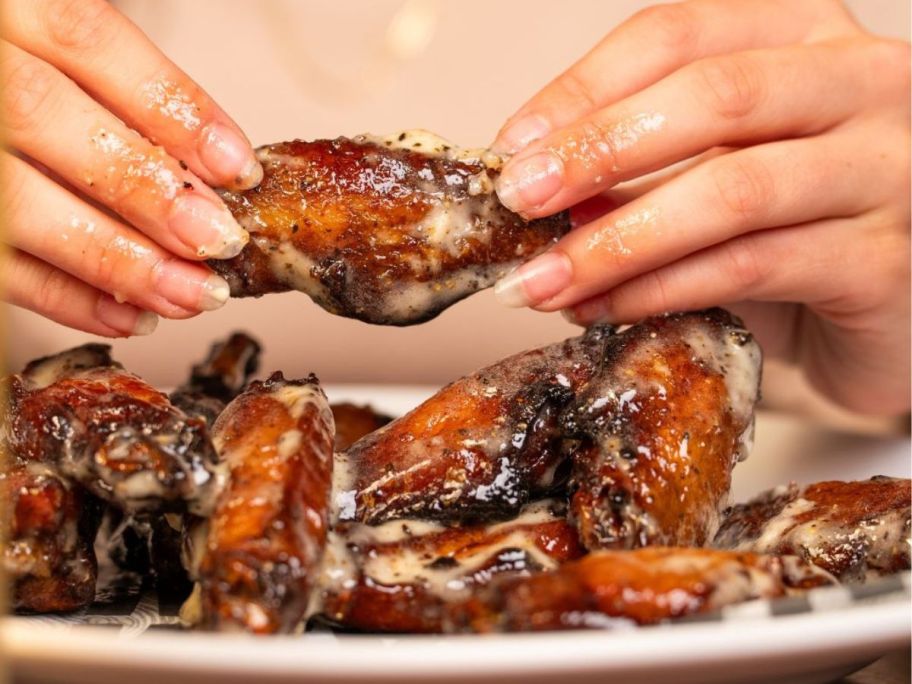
(489, 0, 910, 416)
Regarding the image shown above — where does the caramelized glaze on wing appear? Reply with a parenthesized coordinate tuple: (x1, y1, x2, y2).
(4, 345, 222, 516)
(713, 477, 911, 582)
(170, 331, 262, 424)
(336, 325, 615, 525)
(211, 131, 570, 325)
(314, 500, 584, 633)
(453, 548, 833, 632)
(564, 309, 761, 549)
(2, 465, 101, 612)
(330, 402, 393, 451)
(193, 373, 335, 633)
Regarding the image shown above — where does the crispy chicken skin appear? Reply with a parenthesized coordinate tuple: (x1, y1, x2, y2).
(2, 465, 101, 612)
(315, 501, 585, 633)
(170, 331, 262, 424)
(713, 477, 911, 582)
(453, 548, 834, 633)
(564, 309, 761, 550)
(194, 373, 335, 633)
(331, 403, 393, 451)
(3, 345, 222, 516)
(210, 131, 570, 325)
(336, 324, 615, 525)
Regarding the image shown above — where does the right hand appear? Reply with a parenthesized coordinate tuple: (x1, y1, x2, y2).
(1, 0, 262, 337)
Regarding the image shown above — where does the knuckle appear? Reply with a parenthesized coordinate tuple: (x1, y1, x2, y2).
(711, 156, 775, 222)
(642, 268, 674, 314)
(43, 0, 116, 52)
(632, 3, 699, 57)
(723, 237, 766, 292)
(83, 238, 120, 293)
(695, 54, 766, 120)
(33, 267, 75, 316)
(2, 56, 58, 132)
(571, 118, 623, 178)
(556, 69, 600, 113)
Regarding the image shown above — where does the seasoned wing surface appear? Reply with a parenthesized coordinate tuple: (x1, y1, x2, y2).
(330, 402, 393, 451)
(211, 131, 570, 325)
(336, 325, 616, 525)
(170, 331, 262, 424)
(314, 500, 584, 633)
(4, 345, 222, 516)
(454, 548, 833, 632)
(2, 465, 101, 612)
(564, 309, 761, 550)
(193, 373, 335, 633)
(713, 477, 911, 582)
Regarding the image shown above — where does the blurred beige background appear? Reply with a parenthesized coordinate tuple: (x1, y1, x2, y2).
(5, 1, 910, 403)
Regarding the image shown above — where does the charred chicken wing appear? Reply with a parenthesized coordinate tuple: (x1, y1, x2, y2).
(211, 131, 570, 325)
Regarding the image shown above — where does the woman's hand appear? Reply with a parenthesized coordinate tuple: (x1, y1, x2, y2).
(491, 0, 910, 415)
(1, 0, 262, 337)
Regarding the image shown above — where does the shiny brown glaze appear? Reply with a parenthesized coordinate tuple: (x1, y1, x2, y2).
(563, 309, 761, 550)
(316, 503, 585, 633)
(210, 134, 570, 325)
(4, 345, 221, 516)
(713, 477, 911, 583)
(170, 331, 262, 424)
(338, 325, 615, 525)
(453, 548, 833, 633)
(3, 465, 101, 612)
(331, 402, 393, 451)
(195, 373, 335, 633)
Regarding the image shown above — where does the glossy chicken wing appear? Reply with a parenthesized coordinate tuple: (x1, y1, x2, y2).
(713, 477, 911, 582)
(330, 402, 393, 451)
(170, 331, 262, 424)
(211, 131, 570, 325)
(563, 309, 761, 550)
(2, 464, 101, 612)
(191, 373, 335, 633)
(336, 325, 616, 525)
(314, 500, 584, 633)
(454, 548, 833, 632)
(4, 345, 222, 516)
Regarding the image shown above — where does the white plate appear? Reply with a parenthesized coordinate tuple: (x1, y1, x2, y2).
(4, 386, 911, 684)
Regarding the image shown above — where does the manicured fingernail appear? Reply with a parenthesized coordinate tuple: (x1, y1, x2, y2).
(496, 151, 563, 214)
(96, 297, 159, 336)
(492, 113, 551, 154)
(170, 193, 248, 259)
(494, 251, 573, 308)
(154, 261, 231, 312)
(199, 122, 263, 190)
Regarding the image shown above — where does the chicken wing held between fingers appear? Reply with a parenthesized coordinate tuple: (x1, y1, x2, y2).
(189, 372, 335, 634)
(3, 345, 223, 516)
(211, 131, 571, 325)
(336, 324, 616, 525)
(563, 309, 761, 550)
(713, 477, 911, 583)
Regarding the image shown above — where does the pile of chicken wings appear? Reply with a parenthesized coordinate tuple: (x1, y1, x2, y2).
(4, 309, 909, 634)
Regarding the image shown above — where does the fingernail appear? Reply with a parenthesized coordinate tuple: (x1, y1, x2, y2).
(561, 308, 581, 326)
(154, 261, 231, 312)
(170, 193, 249, 259)
(494, 251, 573, 308)
(96, 297, 159, 336)
(199, 122, 263, 190)
(492, 113, 551, 154)
(496, 151, 563, 214)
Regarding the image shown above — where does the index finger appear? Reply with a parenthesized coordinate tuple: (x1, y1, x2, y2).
(4, 0, 262, 190)
(492, 0, 858, 154)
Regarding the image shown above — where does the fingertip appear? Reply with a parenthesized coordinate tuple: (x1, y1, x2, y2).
(198, 121, 262, 190)
(491, 113, 552, 155)
(95, 296, 159, 336)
